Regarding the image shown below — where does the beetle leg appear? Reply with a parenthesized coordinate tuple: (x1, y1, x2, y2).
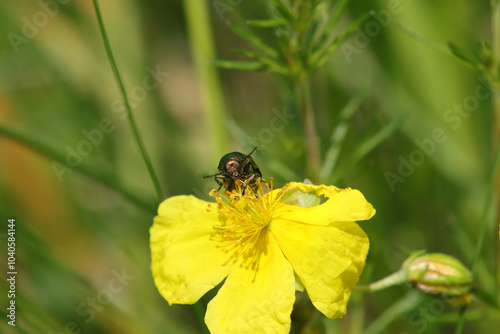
(214, 176, 224, 191)
(241, 173, 258, 196)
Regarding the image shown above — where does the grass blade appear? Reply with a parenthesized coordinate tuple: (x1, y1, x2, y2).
(0, 125, 157, 213)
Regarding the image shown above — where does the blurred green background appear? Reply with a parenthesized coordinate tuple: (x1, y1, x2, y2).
(0, 0, 498, 333)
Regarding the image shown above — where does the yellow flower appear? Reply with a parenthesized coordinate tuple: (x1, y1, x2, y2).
(150, 180, 375, 334)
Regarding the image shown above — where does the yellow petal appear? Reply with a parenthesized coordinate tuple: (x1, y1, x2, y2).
(150, 195, 234, 305)
(271, 219, 369, 318)
(205, 232, 295, 334)
(275, 183, 375, 226)
(284, 182, 342, 198)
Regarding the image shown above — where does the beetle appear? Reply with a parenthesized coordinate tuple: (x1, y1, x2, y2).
(204, 147, 262, 195)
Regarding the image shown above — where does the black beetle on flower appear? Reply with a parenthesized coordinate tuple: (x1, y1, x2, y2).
(204, 147, 262, 195)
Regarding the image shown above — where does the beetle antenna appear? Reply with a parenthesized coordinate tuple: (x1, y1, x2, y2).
(243, 147, 258, 164)
(203, 173, 220, 179)
(247, 147, 257, 157)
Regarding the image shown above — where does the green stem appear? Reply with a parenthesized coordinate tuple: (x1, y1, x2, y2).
(454, 306, 467, 334)
(471, 136, 500, 278)
(355, 270, 407, 292)
(349, 291, 365, 334)
(490, 0, 500, 303)
(92, 0, 163, 203)
(492, 0, 500, 87)
(296, 79, 321, 182)
(183, 0, 229, 160)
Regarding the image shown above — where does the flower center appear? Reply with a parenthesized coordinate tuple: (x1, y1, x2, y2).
(207, 178, 284, 268)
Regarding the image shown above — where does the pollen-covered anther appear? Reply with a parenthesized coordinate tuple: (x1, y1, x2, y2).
(206, 203, 213, 212)
(229, 193, 240, 201)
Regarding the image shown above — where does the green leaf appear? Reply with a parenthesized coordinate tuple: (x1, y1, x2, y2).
(479, 40, 494, 69)
(229, 22, 279, 59)
(398, 23, 487, 76)
(329, 0, 351, 33)
(268, 0, 294, 22)
(211, 59, 269, 71)
(233, 48, 289, 74)
(448, 42, 487, 74)
(309, 12, 371, 73)
(246, 18, 287, 28)
(308, 0, 352, 63)
(301, 2, 329, 57)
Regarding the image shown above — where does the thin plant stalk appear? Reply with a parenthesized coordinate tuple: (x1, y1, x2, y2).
(492, 0, 500, 302)
(455, 306, 467, 334)
(92, 0, 163, 203)
(492, 0, 500, 145)
(355, 270, 407, 292)
(455, 4, 500, 332)
(467, 140, 500, 332)
(349, 291, 365, 334)
(183, 0, 229, 159)
(296, 79, 321, 182)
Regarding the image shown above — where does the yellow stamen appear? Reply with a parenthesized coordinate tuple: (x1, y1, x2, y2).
(208, 178, 285, 268)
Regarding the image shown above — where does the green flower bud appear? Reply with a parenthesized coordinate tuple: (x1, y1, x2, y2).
(402, 251, 472, 297)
